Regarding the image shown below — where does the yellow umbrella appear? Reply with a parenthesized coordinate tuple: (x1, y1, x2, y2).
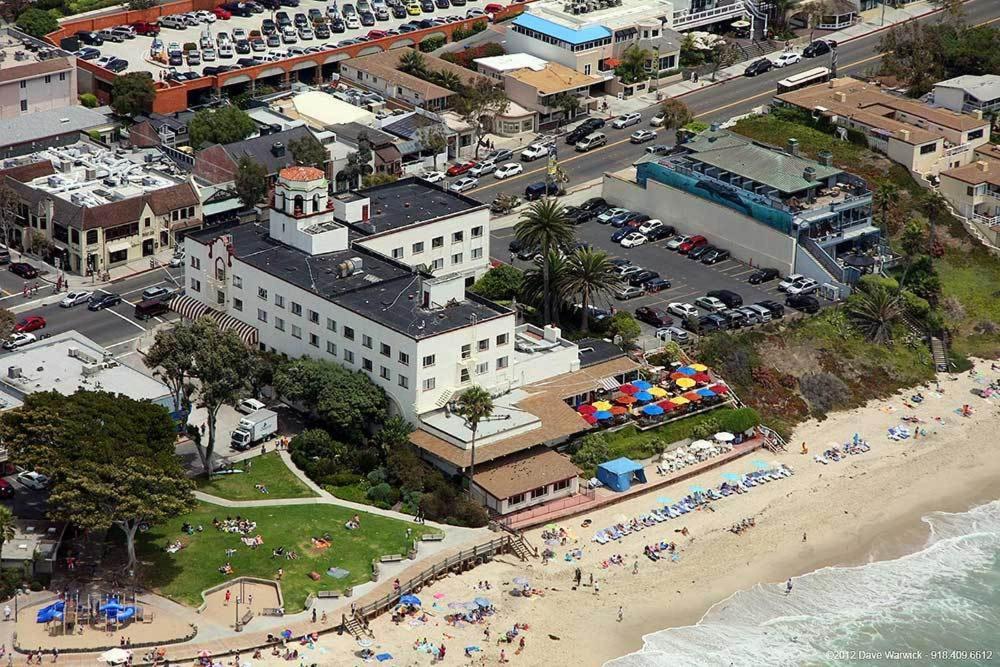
(592, 401, 613, 411)
(676, 377, 696, 389)
(669, 396, 690, 406)
(690, 363, 708, 372)
(649, 386, 668, 398)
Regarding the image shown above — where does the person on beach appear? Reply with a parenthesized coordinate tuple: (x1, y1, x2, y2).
(632, 560, 639, 575)
(786, 578, 793, 595)
(225, 589, 231, 606)
(617, 606, 623, 622)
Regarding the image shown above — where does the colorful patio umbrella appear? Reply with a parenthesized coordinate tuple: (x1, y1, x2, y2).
(669, 396, 690, 406)
(657, 400, 676, 410)
(690, 485, 705, 494)
(675, 366, 696, 376)
(689, 363, 708, 372)
(669, 372, 689, 380)
(710, 383, 730, 394)
(633, 391, 654, 402)
(696, 387, 716, 398)
(582, 414, 598, 425)
(691, 372, 712, 384)
(400, 594, 422, 606)
(618, 383, 638, 395)
(474, 597, 492, 608)
(715, 432, 736, 442)
(642, 404, 664, 416)
(577, 404, 597, 414)
(657, 497, 673, 505)
(632, 380, 652, 391)
(615, 395, 637, 405)
(676, 377, 696, 389)
(595, 411, 613, 420)
(610, 406, 628, 416)
(593, 401, 613, 411)
(649, 386, 668, 397)
(722, 472, 741, 482)
(682, 391, 702, 402)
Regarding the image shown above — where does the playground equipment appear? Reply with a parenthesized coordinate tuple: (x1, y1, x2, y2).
(35, 591, 144, 635)
(35, 601, 64, 623)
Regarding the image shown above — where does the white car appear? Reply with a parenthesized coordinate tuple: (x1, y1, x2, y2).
(786, 277, 819, 295)
(345, 16, 360, 28)
(619, 232, 647, 248)
(649, 111, 666, 127)
(494, 163, 523, 179)
(202, 48, 217, 61)
(232, 27, 248, 40)
(656, 326, 690, 344)
(694, 296, 727, 313)
(520, 143, 551, 161)
(3, 332, 36, 350)
(449, 176, 479, 193)
(638, 219, 663, 235)
(630, 129, 657, 144)
(195, 10, 216, 22)
(236, 398, 266, 414)
(16, 471, 50, 490)
(420, 170, 446, 183)
(60, 290, 93, 308)
(778, 273, 807, 291)
(612, 112, 642, 129)
(665, 235, 692, 251)
(773, 52, 802, 68)
(169, 252, 185, 268)
(468, 161, 496, 177)
(668, 302, 700, 319)
(218, 43, 234, 57)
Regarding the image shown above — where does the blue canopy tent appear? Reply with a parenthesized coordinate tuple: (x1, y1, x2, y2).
(596, 457, 647, 492)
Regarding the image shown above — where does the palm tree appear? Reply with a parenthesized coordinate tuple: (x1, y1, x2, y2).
(847, 285, 904, 344)
(434, 71, 463, 93)
(514, 199, 574, 324)
(0, 505, 15, 558)
(455, 385, 494, 490)
(873, 180, 900, 234)
(399, 50, 427, 76)
(520, 250, 570, 325)
(562, 249, 620, 332)
(616, 45, 652, 85)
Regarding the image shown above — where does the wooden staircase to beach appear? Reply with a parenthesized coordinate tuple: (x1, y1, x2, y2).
(931, 335, 949, 372)
(342, 613, 372, 639)
(508, 535, 536, 562)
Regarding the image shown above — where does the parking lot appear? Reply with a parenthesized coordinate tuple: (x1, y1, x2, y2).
(77, 0, 494, 78)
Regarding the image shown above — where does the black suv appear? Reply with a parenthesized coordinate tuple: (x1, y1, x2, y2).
(76, 30, 104, 45)
(629, 270, 659, 287)
(578, 197, 608, 219)
(261, 18, 277, 33)
(565, 118, 606, 144)
(757, 300, 785, 319)
(748, 267, 780, 284)
(707, 289, 743, 309)
(744, 58, 772, 77)
(561, 205, 588, 225)
(687, 244, 713, 260)
(803, 39, 835, 58)
(786, 294, 820, 313)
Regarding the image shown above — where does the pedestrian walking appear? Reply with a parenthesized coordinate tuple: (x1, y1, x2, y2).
(312, 608, 317, 623)
(617, 606, 623, 622)
(588, 572, 593, 587)
(785, 578, 793, 595)
(3, 605, 9, 621)
(53, 648, 59, 662)
(225, 589, 231, 606)
(632, 560, 639, 575)
(248, 593, 253, 608)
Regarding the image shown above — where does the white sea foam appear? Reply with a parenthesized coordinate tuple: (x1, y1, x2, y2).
(606, 500, 1000, 667)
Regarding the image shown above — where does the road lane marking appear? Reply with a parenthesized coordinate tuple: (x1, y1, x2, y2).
(106, 335, 144, 348)
(102, 306, 147, 333)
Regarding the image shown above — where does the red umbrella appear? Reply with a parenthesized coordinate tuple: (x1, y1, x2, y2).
(683, 391, 702, 402)
(618, 383, 638, 395)
(577, 404, 597, 415)
(710, 383, 730, 394)
(610, 405, 628, 416)
(669, 372, 688, 380)
(692, 372, 711, 384)
(582, 414, 598, 425)
(657, 400, 676, 411)
(615, 395, 637, 405)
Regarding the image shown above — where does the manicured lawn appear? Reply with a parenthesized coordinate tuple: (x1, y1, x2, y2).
(195, 453, 318, 501)
(137, 501, 429, 612)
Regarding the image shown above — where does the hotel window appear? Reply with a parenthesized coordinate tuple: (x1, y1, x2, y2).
(392, 247, 404, 259)
(460, 368, 470, 383)
(452, 231, 463, 243)
(530, 486, 547, 499)
(291, 325, 302, 339)
(471, 226, 483, 238)
(327, 341, 337, 355)
(380, 366, 391, 380)
(452, 253, 463, 265)
(362, 358, 373, 372)
(478, 338, 489, 352)
(461, 344, 471, 359)
(59, 73, 65, 81)
(471, 247, 483, 260)
(422, 377, 436, 391)
(327, 318, 337, 332)
(190, 278, 200, 292)
(496, 356, 508, 370)
(362, 334, 373, 349)
(920, 143, 937, 155)
(432, 236, 444, 248)
(233, 298, 243, 312)
(217, 290, 225, 305)
(308, 310, 319, 324)
(380, 342, 391, 357)
(432, 258, 444, 270)
(476, 361, 488, 375)
(398, 375, 409, 389)
(191, 257, 201, 270)
(398, 351, 409, 366)
(968, 128, 984, 141)
(275, 317, 285, 331)
(553, 479, 570, 492)
(344, 349, 354, 364)
(257, 309, 268, 323)
(291, 302, 302, 316)
(274, 294, 285, 308)
(44, 75, 51, 84)
(423, 354, 435, 367)
(257, 286, 267, 299)
(412, 241, 424, 254)
(343, 326, 355, 340)
(509, 493, 525, 505)
(309, 333, 319, 348)
(232, 275, 243, 289)
(497, 333, 508, 346)
(20, 100, 27, 111)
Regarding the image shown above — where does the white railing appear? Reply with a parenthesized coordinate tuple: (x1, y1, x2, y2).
(971, 211, 1000, 227)
(672, 2, 747, 29)
(944, 143, 974, 157)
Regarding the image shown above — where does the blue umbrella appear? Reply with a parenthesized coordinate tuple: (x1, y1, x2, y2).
(753, 460, 769, 470)
(474, 597, 491, 608)
(632, 380, 652, 391)
(642, 404, 664, 416)
(690, 485, 705, 494)
(634, 391, 654, 402)
(595, 410, 613, 420)
(400, 594, 421, 606)
(696, 387, 716, 398)
(657, 497, 673, 505)
(676, 366, 696, 376)
(722, 472, 741, 481)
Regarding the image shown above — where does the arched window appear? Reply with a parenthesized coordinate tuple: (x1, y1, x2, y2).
(312, 193, 320, 212)
(293, 195, 304, 215)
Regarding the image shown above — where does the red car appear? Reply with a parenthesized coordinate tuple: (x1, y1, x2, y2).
(678, 235, 707, 254)
(212, 6, 232, 19)
(14, 315, 46, 333)
(0, 478, 13, 499)
(131, 20, 160, 36)
(446, 161, 476, 177)
(485, 2, 504, 12)
(366, 29, 387, 39)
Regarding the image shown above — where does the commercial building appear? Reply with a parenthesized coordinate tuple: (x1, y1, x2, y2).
(0, 331, 173, 409)
(1, 143, 200, 274)
(932, 75, 1000, 116)
(1, 521, 67, 576)
(193, 125, 327, 186)
(0, 106, 113, 160)
(502, 60, 604, 128)
(939, 145, 1000, 229)
(603, 126, 880, 294)
(776, 78, 992, 182)
(0, 28, 76, 119)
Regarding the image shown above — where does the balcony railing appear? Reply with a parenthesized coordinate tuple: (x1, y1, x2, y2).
(672, 1, 747, 29)
(944, 142, 974, 157)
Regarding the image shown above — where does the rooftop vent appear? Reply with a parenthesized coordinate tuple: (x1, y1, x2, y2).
(271, 141, 285, 157)
(803, 166, 817, 182)
(787, 138, 799, 156)
(817, 150, 833, 167)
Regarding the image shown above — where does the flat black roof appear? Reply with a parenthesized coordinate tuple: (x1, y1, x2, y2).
(188, 222, 507, 339)
(348, 177, 483, 236)
(575, 338, 625, 368)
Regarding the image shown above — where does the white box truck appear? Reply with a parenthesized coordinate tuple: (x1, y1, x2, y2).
(231, 409, 278, 451)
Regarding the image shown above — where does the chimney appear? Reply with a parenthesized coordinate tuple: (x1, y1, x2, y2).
(803, 166, 817, 181)
(788, 138, 799, 156)
(817, 150, 833, 166)
(833, 92, 847, 103)
(972, 110, 983, 120)
(897, 129, 910, 141)
(709, 122, 720, 132)
(975, 160, 989, 172)
(271, 141, 285, 157)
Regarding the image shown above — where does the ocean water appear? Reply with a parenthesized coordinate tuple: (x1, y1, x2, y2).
(607, 500, 1000, 667)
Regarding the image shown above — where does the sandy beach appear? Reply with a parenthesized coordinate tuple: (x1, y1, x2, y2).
(209, 363, 1000, 667)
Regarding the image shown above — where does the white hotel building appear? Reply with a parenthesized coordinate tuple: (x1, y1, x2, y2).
(179, 167, 638, 515)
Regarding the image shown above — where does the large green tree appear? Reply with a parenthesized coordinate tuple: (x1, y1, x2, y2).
(234, 155, 268, 209)
(1, 391, 194, 573)
(15, 8, 57, 37)
(454, 80, 510, 158)
(0, 506, 15, 562)
(110, 73, 156, 118)
(562, 248, 620, 333)
(616, 44, 652, 84)
(515, 199, 574, 324)
(454, 386, 494, 485)
(659, 97, 693, 129)
(145, 319, 201, 412)
(188, 106, 256, 149)
(470, 263, 523, 302)
(289, 134, 328, 171)
(0, 181, 20, 253)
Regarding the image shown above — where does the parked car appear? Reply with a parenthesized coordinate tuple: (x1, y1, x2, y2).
(142, 286, 172, 301)
(720, 308, 748, 329)
(236, 397, 266, 414)
(484, 148, 514, 163)
(523, 181, 563, 200)
(649, 111, 667, 127)
(656, 326, 690, 343)
(629, 270, 659, 287)
(778, 273, 807, 291)
(597, 207, 627, 224)
(468, 160, 496, 177)
(520, 143, 552, 161)
(744, 58, 773, 76)
(449, 176, 479, 193)
(420, 170, 446, 183)
(2, 332, 36, 350)
(707, 289, 743, 308)
(748, 267, 780, 284)
(97, 29, 124, 43)
(608, 209, 635, 227)
(562, 205, 588, 225)
(668, 302, 699, 319)
(786, 277, 819, 295)
(645, 144, 672, 156)
(575, 132, 607, 152)
(737, 306, 763, 325)
(678, 235, 707, 254)
(612, 112, 642, 129)
(687, 243, 714, 260)
(630, 129, 656, 144)
(773, 52, 802, 68)
(8, 262, 38, 278)
(665, 235, 691, 251)
(578, 197, 608, 219)
(131, 21, 161, 36)
(743, 304, 772, 323)
(701, 248, 730, 264)
(786, 293, 820, 313)
(619, 232, 647, 248)
(635, 306, 672, 327)
(645, 224, 675, 241)
(14, 316, 45, 333)
(757, 299, 786, 319)
(644, 277, 672, 293)
(610, 227, 632, 243)
(446, 160, 476, 176)
(0, 479, 14, 498)
(565, 118, 605, 144)
(88, 293, 123, 311)
(694, 296, 727, 313)
(803, 39, 835, 58)
(638, 219, 664, 235)
(16, 471, 49, 490)
(75, 47, 101, 60)
(697, 313, 729, 332)
(76, 30, 104, 45)
(614, 284, 645, 300)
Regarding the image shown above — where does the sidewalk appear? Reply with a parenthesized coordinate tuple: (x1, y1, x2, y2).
(5, 246, 180, 295)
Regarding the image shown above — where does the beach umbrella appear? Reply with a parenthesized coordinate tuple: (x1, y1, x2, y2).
(691, 372, 711, 384)
(98, 649, 130, 665)
(592, 401, 613, 411)
(669, 372, 688, 380)
(595, 411, 613, 420)
(577, 404, 596, 415)
(753, 460, 769, 470)
(690, 485, 705, 494)
(710, 383, 729, 394)
(696, 387, 716, 398)
(357, 638, 374, 648)
(400, 594, 422, 606)
(513, 577, 530, 587)
(676, 366, 696, 375)
(632, 380, 652, 391)
(582, 414, 597, 425)
(657, 497, 673, 505)
(648, 386, 668, 398)
(615, 395, 637, 405)
(642, 404, 664, 416)
(474, 597, 492, 608)
(657, 400, 676, 411)
(610, 406, 628, 416)
(634, 391, 654, 402)
(722, 472, 741, 482)
(463, 601, 480, 611)
(682, 391, 702, 402)
(689, 440, 712, 450)
(689, 363, 708, 372)
(715, 432, 735, 442)
(676, 377, 696, 389)
(669, 396, 690, 406)
(618, 383, 638, 395)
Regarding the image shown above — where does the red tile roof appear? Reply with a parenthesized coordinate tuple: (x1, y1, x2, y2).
(279, 166, 325, 182)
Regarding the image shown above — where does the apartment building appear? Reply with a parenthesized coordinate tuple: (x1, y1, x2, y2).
(939, 145, 1000, 228)
(777, 78, 992, 181)
(932, 75, 1000, 116)
(0, 28, 76, 119)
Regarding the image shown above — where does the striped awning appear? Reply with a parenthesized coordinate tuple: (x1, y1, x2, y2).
(597, 376, 621, 391)
(168, 295, 258, 346)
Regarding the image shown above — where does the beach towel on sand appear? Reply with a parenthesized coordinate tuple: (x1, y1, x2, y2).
(376, 653, 393, 661)
(326, 567, 350, 578)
